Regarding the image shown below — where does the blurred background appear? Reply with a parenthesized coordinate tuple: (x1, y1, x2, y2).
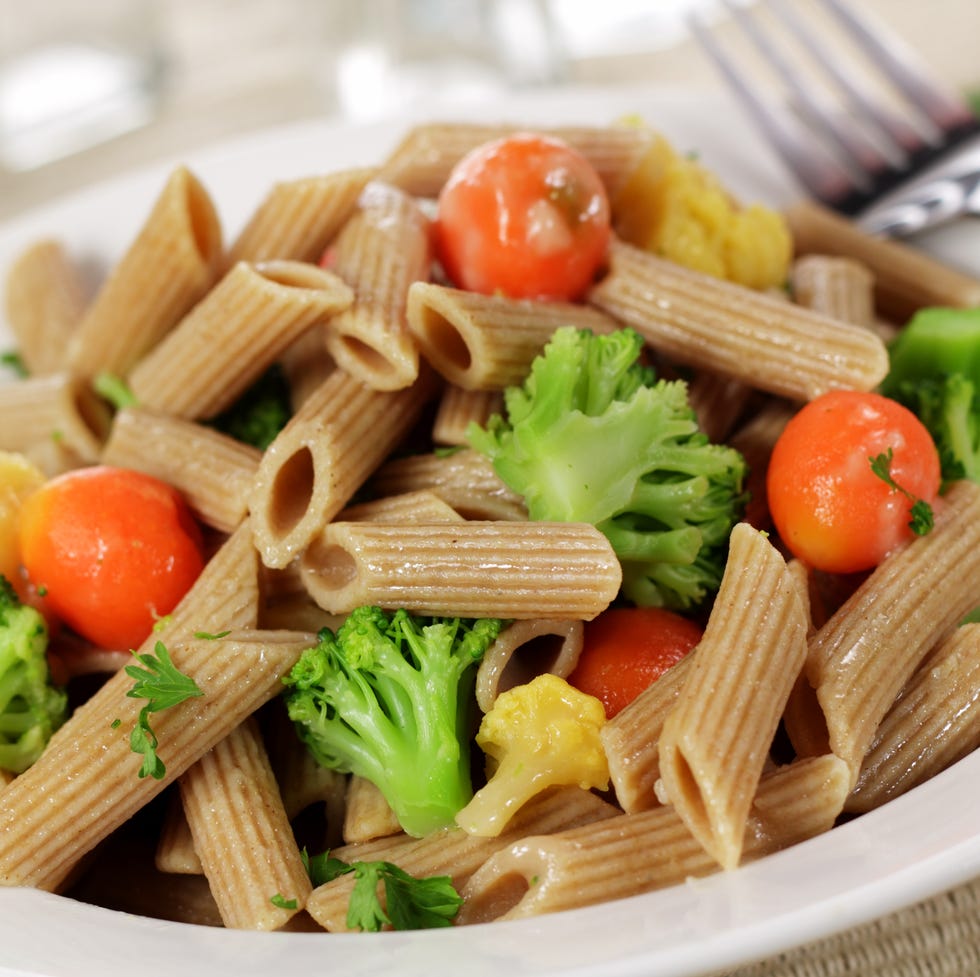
(1, 0, 978, 219)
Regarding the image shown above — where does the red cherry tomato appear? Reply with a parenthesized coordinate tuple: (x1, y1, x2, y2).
(766, 390, 941, 574)
(17, 466, 205, 651)
(568, 607, 703, 718)
(434, 133, 611, 301)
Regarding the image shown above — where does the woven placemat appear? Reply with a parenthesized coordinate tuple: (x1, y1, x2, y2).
(719, 875, 980, 976)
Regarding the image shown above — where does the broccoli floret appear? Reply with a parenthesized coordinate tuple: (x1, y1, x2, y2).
(881, 307, 980, 485)
(209, 363, 292, 450)
(0, 576, 68, 773)
(455, 673, 609, 838)
(467, 326, 748, 610)
(282, 606, 504, 838)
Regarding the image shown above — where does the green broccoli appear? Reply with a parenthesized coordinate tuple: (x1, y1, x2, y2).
(467, 326, 748, 610)
(881, 307, 980, 485)
(0, 575, 68, 773)
(282, 606, 504, 838)
(209, 362, 292, 450)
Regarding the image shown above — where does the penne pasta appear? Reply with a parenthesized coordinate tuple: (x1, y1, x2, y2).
(432, 385, 504, 447)
(248, 366, 438, 569)
(406, 281, 617, 390)
(66, 166, 223, 379)
(179, 716, 312, 930)
(102, 406, 261, 533)
(342, 775, 402, 845)
(324, 182, 431, 390)
(785, 480, 980, 787)
(128, 260, 354, 419)
(299, 520, 622, 620)
(790, 253, 876, 330)
(3, 238, 88, 376)
(456, 755, 849, 923)
(226, 167, 377, 265)
(785, 199, 980, 322)
(155, 793, 203, 875)
(658, 523, 808, 869)
(589, 239, 890, 401)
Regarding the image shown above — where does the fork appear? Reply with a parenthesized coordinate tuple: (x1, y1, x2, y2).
(687, 0, 980, 236)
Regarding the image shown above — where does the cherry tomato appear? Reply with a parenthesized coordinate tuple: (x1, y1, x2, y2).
(17, 466, 205, 651)
(434, 133, 611, 301)
(568, 607, 703, 718)
(766, 390, 941, 574)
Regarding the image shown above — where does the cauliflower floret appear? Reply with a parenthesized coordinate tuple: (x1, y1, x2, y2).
(0, 452, 44, 585)
(455, 672, 609, 837)
(613, 133, 792, 291)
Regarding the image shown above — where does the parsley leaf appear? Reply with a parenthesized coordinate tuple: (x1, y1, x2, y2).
(124, 641, 203, 779)
(1, 350, 27, 378)
(300, 850, 462, 931)
(869, 448, 935, 536)
(270, 893, 298, 910)
(93, 371, 138, 410)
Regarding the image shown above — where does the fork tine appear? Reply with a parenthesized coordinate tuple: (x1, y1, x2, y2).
(722, 0, 889, 186)
(686, 10, 856, 206)
(817, 0, 978, 136)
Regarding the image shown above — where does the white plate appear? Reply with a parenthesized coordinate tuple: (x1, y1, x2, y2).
(2, 85, 980, 977)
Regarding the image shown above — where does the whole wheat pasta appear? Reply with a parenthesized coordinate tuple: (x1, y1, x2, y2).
(685, 369, 754, 444)
(848, 624, 980, 814)
(299, 520, 622, 619)
(179, 716, 312, 930)
(248, 366, 438, 569)
(378, 122, 654, 201)
(658, 522, 808, 870)
(0, 372, 111, 472)
(432, 385, 504, 447)
(785, 199, 980, 323)
(66, 166, 223, 379)
(406, 281, 617, 390)
(784, 480, 980, 788)
(343, 775, 402, 844)
(102, 406, 261, 533)
(226, 167, 377, 265)
(337, 489, 463, 525)
(457, 754, 849, 924)
(3, 238, 88, 375)
(279, 326, 336, 412)
(600, 654, 693, 814)
(127, 260, 354, 419)
(475, 619, 584, 713)
(0, 627, 312, 891)
(370, 448, 528, 522)
(155, 794, 203, 875)
(790, 253, 875, 330)
(588, 239, 890, 401)
(305, 786, 620, 932)
(322, 183, 431, 391)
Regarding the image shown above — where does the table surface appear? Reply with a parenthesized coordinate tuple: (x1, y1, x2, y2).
(2, 2, 980, 974)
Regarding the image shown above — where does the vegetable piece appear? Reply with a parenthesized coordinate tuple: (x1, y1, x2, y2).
(467, 326, 748, 610)
(302, 849, 462, 931)
(17, 465, 205, 651)
(0, 452, 44, 588)
(434, 132, 611, 301)
(613, 132, 792, 291)
(455, 672, 609, 837)
(567, 606, 703, 718)
(766, 389, 941, 574)
(880, 307, 980, 485)
(0, 574, 67, 773)
(208, 362, 292, 450)
(125, 640, 204, 780)
(282, 606, 504, 837)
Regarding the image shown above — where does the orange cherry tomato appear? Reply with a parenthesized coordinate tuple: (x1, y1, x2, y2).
(17, 466, 205, 651)
(766, 390, 941, 574)
(568, 607, 703, 718)
(434, 133, 611, 301)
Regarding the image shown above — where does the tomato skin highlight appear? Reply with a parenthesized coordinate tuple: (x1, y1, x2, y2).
(434, 133, 611, 301)
(766, 390, 941, 574)
(17, 466, 205, 651)
(568, 607, 703, 718)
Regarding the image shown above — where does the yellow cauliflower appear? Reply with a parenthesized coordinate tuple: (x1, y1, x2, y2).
(0, 452, 44, 584)
(455, 673, 609, 838)
(613, 133, 792, 291)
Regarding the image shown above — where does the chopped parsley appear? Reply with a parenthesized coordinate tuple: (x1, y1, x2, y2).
(869, 448, 935, 536)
